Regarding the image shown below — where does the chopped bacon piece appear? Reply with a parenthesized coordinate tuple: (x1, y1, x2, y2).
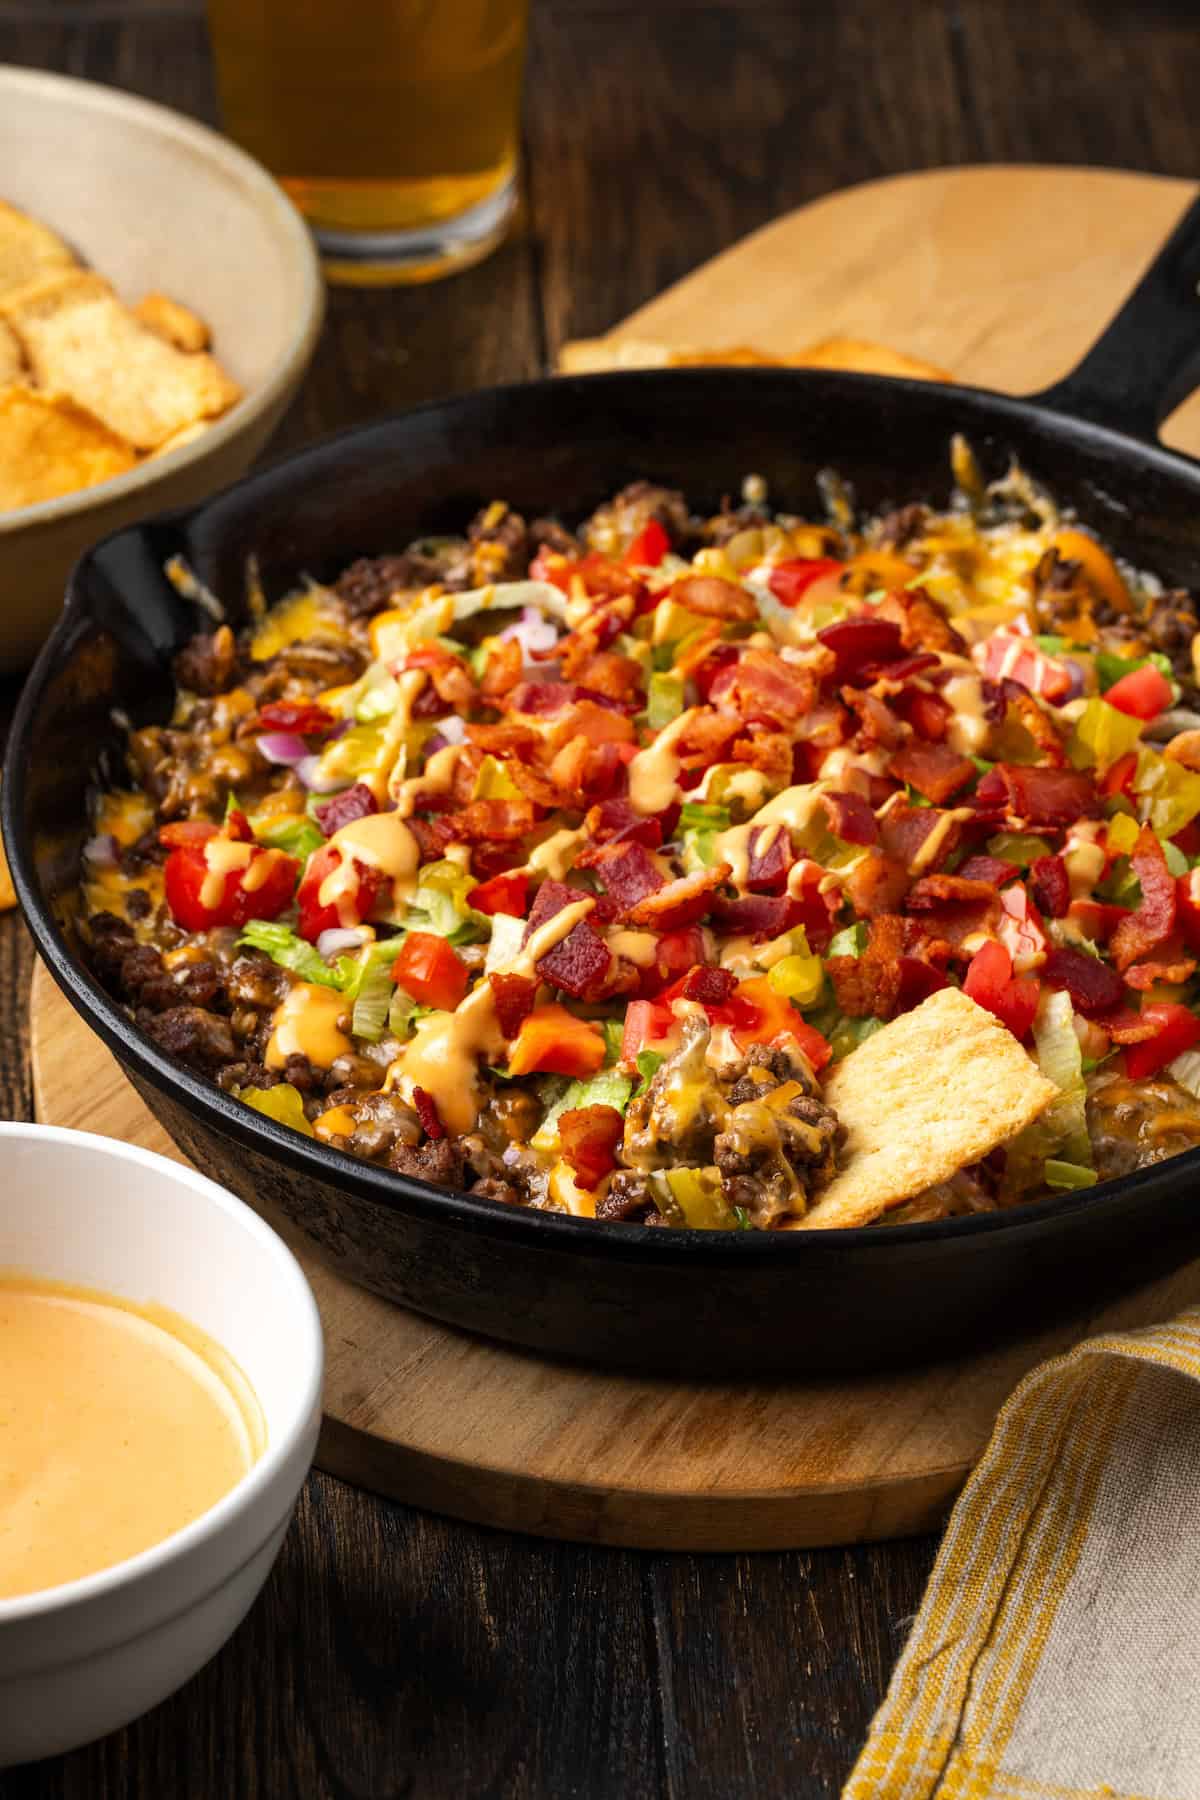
(1040, 946, 1125, 1017)
(509, 681, 576, 715)
(957, 854, 1020, 886)
(901, 689, 954, 743)
(680, 964, 737, 1005)
(584, 796, 665, 849)
(1028, 854, 1070, 919)
(557, 1105, 626, 1189)
(1097, 1009, 1162, 1045)
(313, 782, 377, 837)
(411, 1086, 445, 1140)
(977, 764, 1100, 827)
(905, 899, 999, 955)
(1111, 826, 1177, 972)
(875, 585, 966, 655)
(842, 687, 908, 749)
(826, 913, 906, 1019)
(879, 802, 962, 873)
(403, 643, 475, 707)
(890, 741, 976, 804)
(671, 574, 758, 622)
(440, 798, 537, 843)
(821, 790, 879, 845)
(708, 648, 818, 725)
(467, 721, 540, 757)
(639, 926, 706, 996)
(585, 841, 664, 915)
(480, 637, 524, 698)
(731, 729, 793, 785)
(408, 815, 458, 860)
(691, 643, 741, 700)
(488, 971, 538, 1038)
(712, 893, 801, 941)
(745, 827, 793, 892)
(627, 863, 731, 930)
(897, 956, 949, 1009)
(524, 878, 613, 998)
(906, 874, 999, 910)
(816, 615, 904, 678)
(844, 850, 910, 918)
(1124, 953, 1199, 990)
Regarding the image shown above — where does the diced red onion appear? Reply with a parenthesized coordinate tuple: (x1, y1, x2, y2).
(257, 731, 310, 766)
(499, 605, 560, 659)
(297, 754, 350, 794)
(317, 926, 371, 959)
(435, 715, 467, 745)
(82, 833, 119, 870)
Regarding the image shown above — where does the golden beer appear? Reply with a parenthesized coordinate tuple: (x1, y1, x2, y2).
(206, 0, 529, 284)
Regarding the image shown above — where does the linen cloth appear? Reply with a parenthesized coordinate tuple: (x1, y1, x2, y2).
(846, 1307, 1200, 1800)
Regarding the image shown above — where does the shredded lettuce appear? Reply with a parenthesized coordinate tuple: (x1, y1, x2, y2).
(827, 922, 868, 958)
(234, 1082, 314, 1136)
(646, 671, 685, 730)
(602, 1018, 626, 1066)
(404, 859, 489, 943)
(484, 912, 527, 972)
(1043, 1159, 1098, 1190)
(239, 920, 355, 989)
(1168, 1049, 1200, 1097)
(680, 800, 731, 871)
(387, 987, 435, 1040)
(1095, 649, 1173, 693)
(1004, 991, 1093, 1198)
(249, 811, 325, 861)
(633, 1049, 664, 1097)
(349, 940, 400, 1042)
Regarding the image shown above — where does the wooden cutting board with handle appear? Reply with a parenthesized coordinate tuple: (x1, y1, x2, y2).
(31, 164, 1200, 1550)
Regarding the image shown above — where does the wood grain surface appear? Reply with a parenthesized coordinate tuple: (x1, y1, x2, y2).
(5, 0, 1200, 1794)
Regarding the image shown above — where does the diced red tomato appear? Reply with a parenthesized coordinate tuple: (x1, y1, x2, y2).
(1100, 751, 1138, 799)
(963, 939, 1040, 1039)
(623, 519, 671, 567)
(620, 997, 679, 1069)
(509, 1005, 607, 1077)
(296, 845, 387, 941)
(641, 927, 706, 996)
(468, 871, 529, 917)
(163, 842, 298, 932)
(158, 819, 218, 849)
(723, 976, 832, 1071)
(996, 884, 1048, 973)
(1124, 1002, 1200, 1078)
(1104, 664, 1173, 720)
(766, 557, 844, 608)
(391, 932, 470, 1011)
(1176, 870, 1200, 952)
(255, 701, 337, 737)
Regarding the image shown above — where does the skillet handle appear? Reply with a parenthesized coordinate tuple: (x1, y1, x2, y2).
(1031, 189, 1200, 442)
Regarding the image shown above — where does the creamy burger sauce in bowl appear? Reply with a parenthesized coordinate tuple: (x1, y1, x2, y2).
(0, 1125, 322, 1766)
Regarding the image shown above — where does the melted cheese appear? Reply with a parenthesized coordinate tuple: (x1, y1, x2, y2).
(627, 708, 702, 815)
(713, 783, 828, 890)
(389, 897, 597, 1133)
(526, 827, 587, 880)
(318, 811, 422, 922)
(266, 983, 352, 1070)
(199, 837, 255, 910)
(606, 928, 660, 967)
(942, 672, 991, 756)
(909, 806, 974, 877)
(393, 741, 462, 817)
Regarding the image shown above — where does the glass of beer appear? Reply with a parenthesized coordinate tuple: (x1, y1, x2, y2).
(206, 0, 529, 286)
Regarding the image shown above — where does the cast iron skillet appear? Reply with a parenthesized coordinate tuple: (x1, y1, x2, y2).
(10, 195, 1200, 1376)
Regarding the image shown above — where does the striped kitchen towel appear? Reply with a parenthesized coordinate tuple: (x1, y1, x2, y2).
(846, 1307, 1200, 1800)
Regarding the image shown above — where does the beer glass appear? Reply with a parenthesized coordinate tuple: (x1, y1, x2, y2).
(206, 0, 529, 285)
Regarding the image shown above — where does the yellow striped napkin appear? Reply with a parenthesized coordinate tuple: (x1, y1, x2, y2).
(846, 1307, 1200, 1800)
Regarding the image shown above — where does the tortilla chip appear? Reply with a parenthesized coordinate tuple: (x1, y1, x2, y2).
(0, 381, 136, 510)
(558, 334, 952, 383)
(0, 318, 22, 384)
(2, 272, 241, 451)
(0, 199, 78, 302)
(789, 988, 1057, 1231)
(134, 291, 211, 354)
(149, 419, 211, 459)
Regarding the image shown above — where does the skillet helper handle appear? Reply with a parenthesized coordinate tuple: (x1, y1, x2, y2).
(1032, 189, 1200, 442)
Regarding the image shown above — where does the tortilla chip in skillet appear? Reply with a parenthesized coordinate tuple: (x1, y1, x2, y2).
(2, 272, 241, 451)
(0, 199, 79, 301)
(788, 988, 1058, 1231)
(557, 334, 953, 382)
(0, 381, 136, 509)
(134, 290, 212, 354)
(0, 318, 22, 384)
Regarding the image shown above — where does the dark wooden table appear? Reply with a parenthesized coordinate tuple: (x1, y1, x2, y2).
(1, 1, 1197, 1792)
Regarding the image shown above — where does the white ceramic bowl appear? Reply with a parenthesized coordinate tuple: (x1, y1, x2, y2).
(0, 1124, 323, 1766)
(0, 64, 325, 668)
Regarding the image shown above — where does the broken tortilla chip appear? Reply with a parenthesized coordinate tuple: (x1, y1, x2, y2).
(557, 334, 953, 383)
(134, 291, 211, 354)
(0, 382, 137, 509)
(788, 988, 1057, 1231)
(0, 318, 21, 384)
(2, 272, 241, 451)
(0, 199, 79, 302)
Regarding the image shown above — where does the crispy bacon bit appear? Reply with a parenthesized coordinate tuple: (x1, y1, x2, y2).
(899, 688, 953, 743)
(584, 841, 664, 914)
(976, 764, 1100, 827)
(889, 740, 976, 804)
(1111, 827, 1177, 972)
(557, 1105, 626, 1189)
(568, 651, 645, 703)
(906, 874, 999, 910)
(467, 721, 540, 757)
(404, 643, 475, 707)
(731, 729, 793, 785)
(489, 971, 538, 1038)
(842, 687, 908, 749)
(826, 913, 906, 1019)
(314, 782, 377, 836)
(524, 878, 613, 998)
(510, 681, 575, 715)
(821, 790, 879, 845)
(480, 637, 523, 698)
(905, 898, 999, 954)
(411, 1086, 445, 1140)
(875, 585, 966, 655)
(680, 964, 737, 1005)
(671, 574, 758, 622)
(816, 615, 904, 678)
(1028, 854, 1070, 919)
(1041, 946, 1126, 1017)
(708, 648, 818, 725)
(1124, 953, 1199, 990)
(712, 893, 800, 941)
(844, 850, 910, 917)
(745, 827, 793, 892)
(879, 802, 962, 873)
(584, 796, 665, 848)
(441, 798, 537, 842)
(1097, 1009, 1162, 1045)
(957, 854, 1020, 886)
(627, 863, 732, 930)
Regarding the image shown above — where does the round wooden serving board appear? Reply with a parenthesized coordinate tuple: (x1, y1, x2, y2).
(31, 166, 1200, 1551)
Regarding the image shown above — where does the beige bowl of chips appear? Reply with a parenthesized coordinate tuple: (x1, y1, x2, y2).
(0, 65, 324, 668)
